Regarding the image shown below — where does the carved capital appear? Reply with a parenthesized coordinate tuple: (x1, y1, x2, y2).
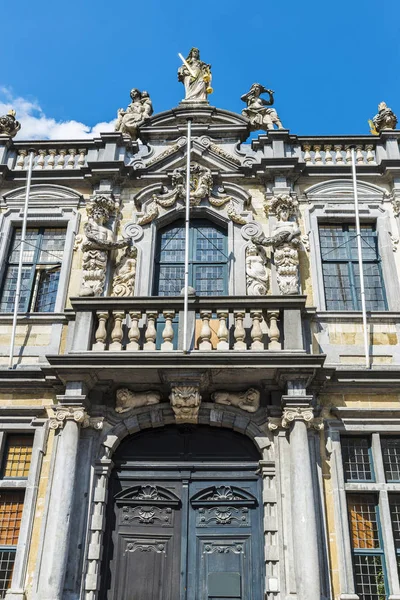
(49, 406, 104, 430)
(268, 407, 324, 432)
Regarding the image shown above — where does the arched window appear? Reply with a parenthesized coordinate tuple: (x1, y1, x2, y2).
(154, 219, 229, 296)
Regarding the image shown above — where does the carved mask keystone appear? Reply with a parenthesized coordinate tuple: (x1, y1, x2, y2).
(169, 385, 202, 424)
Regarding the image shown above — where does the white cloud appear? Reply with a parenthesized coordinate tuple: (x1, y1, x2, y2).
(0, 87, 116, 140)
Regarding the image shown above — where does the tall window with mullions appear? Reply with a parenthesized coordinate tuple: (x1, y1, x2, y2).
(0, 228, 66, 313)
(319, 224, 387, 311)
(154, 219, 228, 296)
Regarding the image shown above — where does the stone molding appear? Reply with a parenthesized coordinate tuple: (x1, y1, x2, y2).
(268, 406, 324, 431)
(49, 406, 104, 430)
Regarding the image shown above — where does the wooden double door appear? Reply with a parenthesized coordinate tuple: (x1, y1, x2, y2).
(102, 426, 264, 600)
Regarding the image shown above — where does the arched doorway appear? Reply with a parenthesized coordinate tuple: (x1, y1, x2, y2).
(101, 425, 264, 599)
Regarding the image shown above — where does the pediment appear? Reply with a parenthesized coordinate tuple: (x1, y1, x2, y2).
(2, 184, 82, 207)
(114, 484, 181, 507)
(136, 137, 244, 174)
(190, 485, 257, 507)
(304, 179, 388, 201)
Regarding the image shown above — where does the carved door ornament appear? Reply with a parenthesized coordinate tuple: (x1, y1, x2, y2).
(115, 485, 181, 527)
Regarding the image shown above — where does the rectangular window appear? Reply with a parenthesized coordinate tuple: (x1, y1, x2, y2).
(0, 490, 25, 598)
(319, 224, 387, 311)
(342, 436, 374, 482)
(0, 227, 66, 313)
(381, 438, 400, 482)
(2, 435, 33, 479)
(348, 493, 388, 599)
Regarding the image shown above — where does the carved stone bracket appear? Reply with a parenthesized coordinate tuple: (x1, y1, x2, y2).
(169, 385, 202, 424)
(49, 406, 104, 430)
(268, 406, 324, 432)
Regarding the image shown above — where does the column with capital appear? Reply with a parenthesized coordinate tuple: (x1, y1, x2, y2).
(269, 394, 323, 600)
(36, 391, 103, 600)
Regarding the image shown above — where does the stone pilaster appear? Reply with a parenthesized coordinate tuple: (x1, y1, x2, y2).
(37, 392, 103, 600)
(269, 393, 323, 600)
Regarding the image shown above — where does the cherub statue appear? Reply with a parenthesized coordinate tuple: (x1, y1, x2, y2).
(112, 245, 137, 297)
(371, 101, 398, 133)
(80, 195, 130, 297)
(178, 48, 212, 103)
(0, 109, 21, 138)
(241, 83, 284, 131)
(246, 243, 268, 296)
(115, 89, 153, 139)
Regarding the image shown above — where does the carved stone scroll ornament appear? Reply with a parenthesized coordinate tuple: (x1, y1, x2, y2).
(212, 388, 260, 413)
(115, 388, 161, 413)
(79, 195, 130, 297)
(169, 386, 202, 423)
(49, 406, 104, 430)
(0, 109, 21, 138)
(371, 101, 398, 133)
(112, 246, 138, 297)
(115, 88, 153, 140)
(245, 243, 268, 296)
(252, 194, 301, 295)
(268, 406, 323, 432)
(241, 83, 284, 132)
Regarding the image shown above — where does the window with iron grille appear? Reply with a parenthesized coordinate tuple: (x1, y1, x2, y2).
(1, 435, 33, 479)
(319, 224, 387, 311)
(381, 438, 400, 483)
(341, 436, 374, 482)
(0, 227, 66, 313)
(347, 493, 388, 600)
(0, 490, 24, 598)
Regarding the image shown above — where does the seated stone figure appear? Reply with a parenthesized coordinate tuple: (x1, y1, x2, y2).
(372, 101, 398, 133)
(241, 83, 284, 131)
(115, 89, 153, 139)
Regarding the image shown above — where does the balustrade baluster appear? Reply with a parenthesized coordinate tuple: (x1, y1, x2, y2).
(250, 310, 264, 350)
(47, 150, 57, 169)
(67, 149, 77, 168)
(267, 310, 281, 350)
(334, 145, 344, 163)
(93, 311, 109, 351)
(313, 145, 322, 163)
(78, 149, 86, 167)
(344, 146, 352, 164)
(324, 145, 333, 164)
(233, 311, 246, 350)
(356, 145, 364, 164)
(303, 144, 312, 164)
(144, 311, 157, 351)
(161, 310, 175, 351)
(365, 144, 375, 164)
(216, 310, 229, 350)
(36, 150, 46, 169)
(198, 310, 212, 351)
(16, 149, 27, 169)
(109, 311, 125, 351)
(127, 311, 141, 351)
(56, 150, 67, 169)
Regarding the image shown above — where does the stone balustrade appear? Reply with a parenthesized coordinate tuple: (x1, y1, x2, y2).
(69, 296, 309, 353)
(14, 147, 86, 170)
(301, 142, 376, 166)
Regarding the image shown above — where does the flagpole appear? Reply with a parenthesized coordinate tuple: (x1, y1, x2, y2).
(351, 146, 370, 369)
(183, 119, 192, 354)
(8, 149, 35, 369)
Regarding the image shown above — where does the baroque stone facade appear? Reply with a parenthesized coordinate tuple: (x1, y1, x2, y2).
(0, 61, 399, 600)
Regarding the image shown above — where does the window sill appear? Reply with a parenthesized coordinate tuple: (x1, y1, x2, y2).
(0, 313, 68, 324)
(314, 311, 400, 322)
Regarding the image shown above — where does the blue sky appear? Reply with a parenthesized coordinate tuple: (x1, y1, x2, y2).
(1, 0, 399, 139)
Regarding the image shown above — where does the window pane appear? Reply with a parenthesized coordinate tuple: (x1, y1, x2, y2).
(8, 229, 39, 264)
(381, 438, 400, 482)
(353, 554, 387, 600)
(34, 270, 60, 312)
(0, 267, 31, 313)
(159, 227, 185, 264)
(319, 226, 348, 260)
(0, 491, 24, 546)
(353, 263, 386, 312)
(322, 263, 353, 311)
(157, 266, 184, 296)
(389, 494, 400, 551)
(39, 229, 65, 263)
(2, 435, 33, 478)
(195, 266, 225, 296)
(348, 494, 380, 550)
(195, 226, 225, 262)
(342, 437, 373, 482)
(0, 550, 15, 598)
(348, 225, 380, 261)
